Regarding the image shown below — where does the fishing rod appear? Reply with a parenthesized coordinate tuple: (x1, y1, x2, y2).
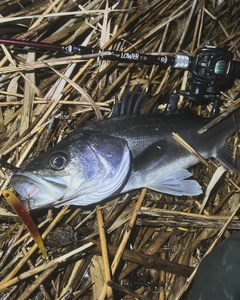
(0, 37, 183, 67)
(0, 37, 240, 112)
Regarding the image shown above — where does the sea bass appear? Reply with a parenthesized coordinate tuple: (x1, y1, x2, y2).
(10, 102, 240, 210)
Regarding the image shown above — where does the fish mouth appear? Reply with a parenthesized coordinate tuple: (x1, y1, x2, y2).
(11, 172, 69, 210)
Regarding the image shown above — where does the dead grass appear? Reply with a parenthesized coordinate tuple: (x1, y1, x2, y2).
(0, 0, 240, 299)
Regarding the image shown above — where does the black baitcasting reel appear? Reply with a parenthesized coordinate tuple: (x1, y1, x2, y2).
(180, 45, 240, 115)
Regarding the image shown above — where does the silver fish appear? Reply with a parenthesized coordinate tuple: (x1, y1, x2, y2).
(10, 107, 240, 210)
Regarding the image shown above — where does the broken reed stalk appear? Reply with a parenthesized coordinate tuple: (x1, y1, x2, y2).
(58, 258, 84, 298)
(96, 205, 113, 299)
(175, 0, 198, 52)
(0, 94, 110, 107)
(89, 241, 193, 277)
(0, 205, 70, 285)
(107, 281, 151, 300)
(48, 64, 102, 118)
(18, 247, 54, 300)
(98, 188, 147, 300)
(0, 241, 94, 292)
(0, 9, 129, 24)
(137, 207, 240, 229)
(172, 132, 210, 167)
(0, 54, 105, 74)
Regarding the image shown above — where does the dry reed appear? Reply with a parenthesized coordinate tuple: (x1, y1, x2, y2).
(0, 1, 239, 299)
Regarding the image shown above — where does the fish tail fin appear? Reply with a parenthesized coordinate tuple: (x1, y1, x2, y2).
(216, 140, 240, 173)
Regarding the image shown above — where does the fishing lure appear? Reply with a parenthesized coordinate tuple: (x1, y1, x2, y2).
(2, 190, 47, 258)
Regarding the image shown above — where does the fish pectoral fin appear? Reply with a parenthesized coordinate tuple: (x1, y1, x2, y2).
(132, 142, 202, 196)
(147, 169, 202, 196)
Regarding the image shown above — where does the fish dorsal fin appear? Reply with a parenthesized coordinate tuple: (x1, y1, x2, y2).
(111, 85, 150, 117)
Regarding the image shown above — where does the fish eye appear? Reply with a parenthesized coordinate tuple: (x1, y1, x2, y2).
(49, 154, 68, 170)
